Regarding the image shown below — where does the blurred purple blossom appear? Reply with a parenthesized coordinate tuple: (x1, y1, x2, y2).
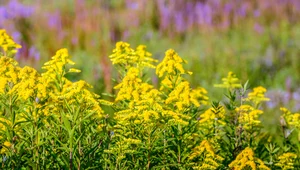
(47, 11, 62, 31)
(126, 0, 139, 10)
(254, 23, 264, 34)
(224, 3, 233, 14)
(29, 46, 40, 61)
(11, 31, 21, 43)
(0, 0, 34, 27)
(157, 3, 170, 31)
(195, 2, 212, 25)
(7, 0, 34, 18)
(253, 10, 260, 17)
(174, 12, 185, 33)
(236, 3, 248, 17)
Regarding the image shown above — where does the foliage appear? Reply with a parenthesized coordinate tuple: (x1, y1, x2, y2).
(0, 30, 300, 169)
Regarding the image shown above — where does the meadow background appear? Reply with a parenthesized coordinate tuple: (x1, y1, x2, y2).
(1, 0, 300, 111)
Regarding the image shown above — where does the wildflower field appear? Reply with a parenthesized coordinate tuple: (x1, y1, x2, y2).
(1, 0, 300, 169)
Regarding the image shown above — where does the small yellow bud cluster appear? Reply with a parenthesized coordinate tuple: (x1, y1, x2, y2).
(214, 71, 242, 90)
(109, 41, 157, 71)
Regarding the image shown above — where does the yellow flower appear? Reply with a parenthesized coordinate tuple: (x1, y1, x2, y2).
(281, 107, 300, 130)
(0, 29, 21, 55)
(199, 106, 226, 127)
(189, 140, 223, 169)
(275, 152, 297, 170)
(214, 71, 242, 90)
(109, 42, 157, 70)
(245, 86, 270, 106)
(8, 66, 39, 101)
(165, 81, 208, 111)
(156, 49, 191, 78)
(229, 147, 270, 170)
(0, 56, 20, 85)
(236, 105, 263, 130)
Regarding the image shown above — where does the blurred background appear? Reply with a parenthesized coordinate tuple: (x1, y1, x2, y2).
(1, 0, 300, 112)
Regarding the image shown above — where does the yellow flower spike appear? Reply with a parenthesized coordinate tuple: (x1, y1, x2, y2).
(0, 29, 21, 55)
(156, 49, 191, 78)
(245, 86, 270, 106)
(229, 147, 270, 170)
(236, 105, 263, 130)
(189, 140, 223, 169)
(281, 107, 300, 130)
(214, 71, 242, 90)
(109, 42, 157, 71)
(275, 152, 297, 170)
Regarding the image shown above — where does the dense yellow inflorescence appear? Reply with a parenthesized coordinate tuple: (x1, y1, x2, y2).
(156, 49, 192, 77)
(189, 140, 224, 170)
(0, 29, 21, 55)
(199, 106, 226, 126)
(236, 105, 263, 130)
(275, 152, 297, 170)
(280, 107, 300, 130)
(229, 147, 270, 170)
(245, 86, 270, 107)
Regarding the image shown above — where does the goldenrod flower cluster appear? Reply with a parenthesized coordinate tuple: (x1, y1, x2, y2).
(280, 107, 300, 130)
(275, 152, 297, 170)
(165, 81, 208, 111)
(113, 45, 208, 127)
(245, 86, 270, 106)
(0, 141, 12, 154)
(199, 106, 226, 127)
(156, 49, 192, 77)
(236, 105, 263, 130)
(0, 56, 20, 93)
(109, 41, 157, 71)
(229, 147, 270, 170)
(0, 29, 21, 55)
(189, 140, 224, 170)
(214, 71, 242, 90)
(0, 31, 104, 158)
(8, 66, 39, 101)
(113, 67, 162, 124)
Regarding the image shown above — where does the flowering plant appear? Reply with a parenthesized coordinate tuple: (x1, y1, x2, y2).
(0, 30, 299, 169)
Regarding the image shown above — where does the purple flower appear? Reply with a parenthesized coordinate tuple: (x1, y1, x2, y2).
(6, 0, 34, 18)
(126, 0, 139, 10)
(0, 0, 34, 27)
(224, 3, 233, 14)
(195, 2, 212, 25)
(11, 31, 21, 44)
(174, 12, 185, 32)
(236, 3, 248, 18)
(253, 9, 260, 17)
(47, 11, 62, 31)
(157, 0, 171, 30)
(254, 23, 264, 34)
(29, 46, 40, 61)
